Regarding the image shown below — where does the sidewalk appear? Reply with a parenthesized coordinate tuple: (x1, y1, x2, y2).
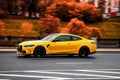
(97, 48, 120, 51)
(0, 48, 120, 53)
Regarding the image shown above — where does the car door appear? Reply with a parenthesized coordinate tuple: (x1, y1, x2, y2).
(68, 35, 82, 53)
(48, 35, 73, 54)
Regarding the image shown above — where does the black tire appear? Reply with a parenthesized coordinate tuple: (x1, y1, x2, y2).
(79, 47, 89, 58)
(34, 46, 46, 57)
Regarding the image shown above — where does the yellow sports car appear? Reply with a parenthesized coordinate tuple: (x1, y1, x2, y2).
(17, 33, 96, 57)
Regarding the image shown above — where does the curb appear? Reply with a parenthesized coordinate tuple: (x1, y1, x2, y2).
(97, 49, 120, 53)
(0, 49, 16, 53)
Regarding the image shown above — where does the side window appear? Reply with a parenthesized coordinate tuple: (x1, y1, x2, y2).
(53, 35, 81, 42)
(54, 35, 71, 42)
(64, 36, 71, 41)
(54, 36, 64, 41)
(71, 36, 81, 41)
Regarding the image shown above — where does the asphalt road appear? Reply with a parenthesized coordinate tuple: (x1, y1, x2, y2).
(0, 52, 120, 80)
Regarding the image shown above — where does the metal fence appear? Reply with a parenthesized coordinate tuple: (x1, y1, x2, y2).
(0, 36, 120, 48)
(97, 39, 120, 48)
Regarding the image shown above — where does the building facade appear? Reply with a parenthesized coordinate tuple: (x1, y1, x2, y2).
(78, 0, 120, 18)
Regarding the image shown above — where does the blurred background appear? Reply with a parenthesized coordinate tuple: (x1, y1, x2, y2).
(0, 0, 120, 48)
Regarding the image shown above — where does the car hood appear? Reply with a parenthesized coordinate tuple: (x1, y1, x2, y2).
(19, 40, 48, 45)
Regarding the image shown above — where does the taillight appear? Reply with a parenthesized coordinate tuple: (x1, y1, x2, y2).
(91, 42, 96, 45)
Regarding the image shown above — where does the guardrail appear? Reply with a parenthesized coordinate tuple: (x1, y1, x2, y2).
(97, 39, 120, 48)
(0, 36, 120, 48)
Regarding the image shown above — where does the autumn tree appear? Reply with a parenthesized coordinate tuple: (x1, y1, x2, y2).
(20, 22, 33, 37)
(54, 0, 76, 2)
(90, 27, 102, 38)
(0, 0, 86, 18)
(37, 0, 54, 17)
(65, 18, 101, 38)
(39, 15, 61, 36)
(47, 1, 70, 21)
(0, 20, 5, 36)
(46, 1, 102, 22)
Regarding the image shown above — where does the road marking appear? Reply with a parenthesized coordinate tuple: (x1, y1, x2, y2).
(2, 70, 119, 79)
(47, 78, 120, 80)
(0, 69, 120, 79)
(0, 79, 10, 80)
(56, 62, 92, 64)
(76, 70, 120, 74)
(22, 71, 120, 79)
(0, 74, 71, 79)
(93, 69, 120, 70)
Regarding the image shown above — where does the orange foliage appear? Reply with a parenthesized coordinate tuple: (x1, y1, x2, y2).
(60, 28, 69, 33)
(46, 1, 102, 22)
(90, 27, 102, 38)
(54, 0, 76, 2)
(0, 20, 5, 36)
(39, 14, 61, 35)
(68, 2, 102, 22)
(20, 22, 33, 36)
(65, 18, 101, 38)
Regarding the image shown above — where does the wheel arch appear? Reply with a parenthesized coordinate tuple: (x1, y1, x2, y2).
(34, 46, 46, 54)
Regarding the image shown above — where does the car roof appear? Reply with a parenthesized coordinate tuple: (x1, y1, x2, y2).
(51, 33, 82, 38)
(52, 33, 87, 40)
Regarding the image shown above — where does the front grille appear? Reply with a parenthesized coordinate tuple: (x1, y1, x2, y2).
(17, 45, 22, 52)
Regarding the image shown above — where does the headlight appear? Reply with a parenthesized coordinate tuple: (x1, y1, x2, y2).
(24, 44, 35, 47)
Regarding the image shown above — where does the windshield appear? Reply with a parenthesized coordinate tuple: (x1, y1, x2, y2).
(41, 34, 58, 41)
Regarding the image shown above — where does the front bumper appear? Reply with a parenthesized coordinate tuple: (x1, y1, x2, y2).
(17, 45, 33, 55)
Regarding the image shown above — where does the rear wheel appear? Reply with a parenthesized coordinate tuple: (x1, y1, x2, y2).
(34, 46, 46, 57)
(79, 47, 89, 58)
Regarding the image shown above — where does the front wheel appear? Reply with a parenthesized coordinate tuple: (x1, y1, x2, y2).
(79, 47, 89, 58)
(34, 46, 46, 57)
